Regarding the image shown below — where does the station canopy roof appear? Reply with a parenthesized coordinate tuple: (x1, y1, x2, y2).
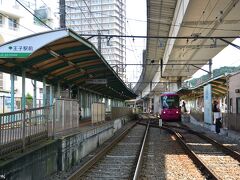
(178, 74, 228, 98)
(0, 29, 136, 100)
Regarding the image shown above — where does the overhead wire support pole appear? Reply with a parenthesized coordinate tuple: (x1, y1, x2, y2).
(219, 38, 240, 50)
(190, 64, 210, 74)
(60, 0, 66, 28)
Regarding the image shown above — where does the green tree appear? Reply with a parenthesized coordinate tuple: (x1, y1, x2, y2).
(26, 93, 33, 108)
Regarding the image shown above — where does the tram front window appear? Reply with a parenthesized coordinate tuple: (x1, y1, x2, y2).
(161, 96, 179, 109)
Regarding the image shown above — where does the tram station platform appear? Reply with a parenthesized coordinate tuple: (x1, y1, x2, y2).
(184, 114, 240, 142)
(0, 114, 133, 180)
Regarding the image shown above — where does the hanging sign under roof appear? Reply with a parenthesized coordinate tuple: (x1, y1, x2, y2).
(86, 79, 107, 84)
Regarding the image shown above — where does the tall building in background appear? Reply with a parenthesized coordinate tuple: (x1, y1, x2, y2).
(65, 0, 126, 81)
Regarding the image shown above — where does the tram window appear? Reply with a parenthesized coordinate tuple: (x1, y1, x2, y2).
(161, 96, 179, 109)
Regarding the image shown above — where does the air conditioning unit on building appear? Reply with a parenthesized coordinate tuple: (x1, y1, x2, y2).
(235, 89, 240, 93)
(34, 6, 52, 24)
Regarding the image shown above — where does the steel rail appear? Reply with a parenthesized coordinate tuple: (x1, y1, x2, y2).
(161, 126, 218, 180)
(133, 121, 150, 180)
(163, 124, 240, 162)
(67, 122, 137, 180)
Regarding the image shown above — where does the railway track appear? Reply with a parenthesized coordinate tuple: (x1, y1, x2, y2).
(68, 118, 240, 180)
(68, 123, 147, 180)
(162, 123, 240, 180)
(136, 126, 205, 179)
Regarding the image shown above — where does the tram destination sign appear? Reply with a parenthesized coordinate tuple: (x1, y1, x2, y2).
(86, 79, 107, 84)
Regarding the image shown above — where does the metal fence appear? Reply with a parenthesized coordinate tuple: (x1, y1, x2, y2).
(222, 113, 240, 132)
(52, 98, 79, 135)
(0, 98, 80, 156)
(111, 107, 133, 120)
(0, 106, 51, 156)
(0, 96, 43, 113)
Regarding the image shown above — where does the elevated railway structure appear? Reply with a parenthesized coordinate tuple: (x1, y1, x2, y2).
(134, 0, 240, 103)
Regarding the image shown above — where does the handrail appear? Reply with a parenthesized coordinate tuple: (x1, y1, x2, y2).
(0, 106, 53, 116)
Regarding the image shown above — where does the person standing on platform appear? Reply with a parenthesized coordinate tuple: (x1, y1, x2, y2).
(213, 100, 221, 133)
(182, 100, 187, 113)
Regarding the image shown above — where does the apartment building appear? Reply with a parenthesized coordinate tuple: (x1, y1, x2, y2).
(0, 0, 56, 111)
(65, 0, 126, 80)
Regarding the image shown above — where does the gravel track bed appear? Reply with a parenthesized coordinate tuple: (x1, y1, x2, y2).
(139, 127, 204, 180)
(80, 124, 146, 179)
(176, 128, 240, 180)
(183, 122, 240, 154)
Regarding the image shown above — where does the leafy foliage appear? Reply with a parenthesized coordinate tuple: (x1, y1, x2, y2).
(26, 93, 33, 108)
(187, 66, 240, 87)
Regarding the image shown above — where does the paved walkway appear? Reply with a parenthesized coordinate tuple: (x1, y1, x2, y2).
(55, 119, 112, 138)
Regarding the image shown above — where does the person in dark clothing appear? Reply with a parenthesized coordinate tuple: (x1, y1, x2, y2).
(182, 101, 187, 112)
(215, 117, 222, 134)
(213, 100, 220, 112)
(213, 100, 221, 133)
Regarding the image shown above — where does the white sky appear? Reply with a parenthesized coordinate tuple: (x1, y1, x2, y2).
(125, 0, 146, 83)
(192, 38, 240, 78)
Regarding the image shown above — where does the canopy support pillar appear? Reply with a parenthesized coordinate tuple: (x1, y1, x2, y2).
(10, 73, 15, 112)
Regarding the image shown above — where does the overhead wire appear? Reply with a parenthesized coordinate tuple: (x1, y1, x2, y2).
(191, 0, 211, 34)
(198, 0, 219, 35)
(72, 0, 96, 33)
(78, 10, 240, 32)
(126, 20, 143, 83)
(0, 12, 36, 34)
(15, 0, 53, 30)
(82, 0, 104, 31)
(73, 0, 122, 76)
(65, 5, 82, 32)
(39, 0, 48, 7)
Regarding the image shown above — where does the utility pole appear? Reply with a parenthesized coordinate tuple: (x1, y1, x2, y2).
(60, 0, 66, 28)
(209, 59, 213, 79)
(97, 30, 101, 53)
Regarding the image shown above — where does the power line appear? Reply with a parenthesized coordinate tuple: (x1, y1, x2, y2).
(73, 0, 96, 33)
(79, 34, 240, 39)
(85, 7, 240, 32)
(82, 0, 104, 31)
(39, 0, 48, 7)
(15, 0, 53, 30)
(0, 12, 36, 33)
(110, 63, 206, 66)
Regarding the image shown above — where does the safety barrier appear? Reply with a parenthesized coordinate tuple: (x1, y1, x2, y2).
(0, 106, 51, 156)
(111, 107, 133, 120)
(51, 98, 79, 135)
(222, 113, 240, 132)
